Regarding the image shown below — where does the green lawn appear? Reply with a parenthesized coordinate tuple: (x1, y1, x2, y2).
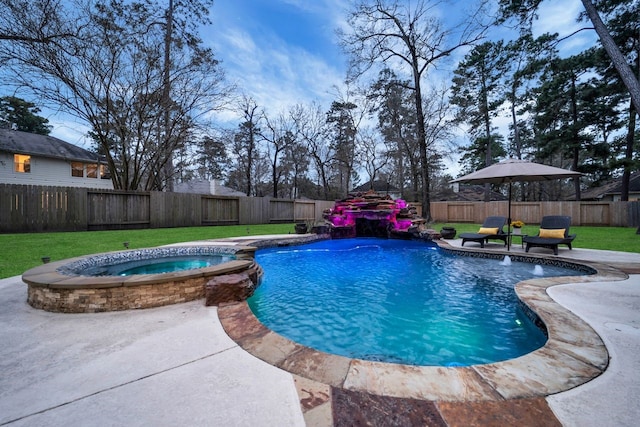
(0, 223, 296, 279)
(1, 223, 638, 279)
(432, 222, 639, 253)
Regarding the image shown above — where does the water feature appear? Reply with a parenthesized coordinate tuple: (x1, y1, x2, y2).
(249, 238, 587, 366)
(322, 190, 423, 238)
(500, 255, 512, 266)
(533, 265, 545, 276)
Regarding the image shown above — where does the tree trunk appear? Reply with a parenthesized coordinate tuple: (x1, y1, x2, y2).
(510, 101, 521, 159)
(319, 162, 329, 200)
(621, 50, 639, 201)
(581, 0, 640, 113)
(245, 132, 253, 196)
(570, 75, 581, 201)
(162, 0, 174, 191)
(272, 163, 278, 198)
(621, 97, 637, 201)
(482, 79, 492, 203)
(414, 72, 432, 222)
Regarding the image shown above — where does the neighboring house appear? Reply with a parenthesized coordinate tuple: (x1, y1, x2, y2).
(174, 179, 245, 196)
(351, 180, 402, 200)
(0, 129, 113, 189)
(576, 172, 640, 201)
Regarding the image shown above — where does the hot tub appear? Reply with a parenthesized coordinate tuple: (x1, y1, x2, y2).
(22, 245, 260, 313)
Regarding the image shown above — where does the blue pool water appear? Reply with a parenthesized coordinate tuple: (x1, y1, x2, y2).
(248, 238, 587, 366)
(82, 255, 235, 276)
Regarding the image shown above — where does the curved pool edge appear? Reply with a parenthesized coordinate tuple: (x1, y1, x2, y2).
(22, 245, 260, 313)
(218, 238, 628, 402)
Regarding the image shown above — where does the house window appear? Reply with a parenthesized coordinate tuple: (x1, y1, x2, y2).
(100, 164, 110, 179)
(71, 162, 84, 177)
(14, 154, 31, 173)
(86, 163, 98, 178)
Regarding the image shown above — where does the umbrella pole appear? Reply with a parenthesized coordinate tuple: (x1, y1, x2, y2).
(507, 182, 512, 251)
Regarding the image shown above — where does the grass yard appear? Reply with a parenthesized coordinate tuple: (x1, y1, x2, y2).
(1, 223, 638, 279)
(433, 222, 639, 253)
(0, 223, 296, 279)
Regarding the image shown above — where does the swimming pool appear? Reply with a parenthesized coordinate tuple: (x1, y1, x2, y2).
(248, 238, 586, 366)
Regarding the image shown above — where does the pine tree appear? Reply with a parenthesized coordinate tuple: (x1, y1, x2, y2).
(0, 96, 51, 135)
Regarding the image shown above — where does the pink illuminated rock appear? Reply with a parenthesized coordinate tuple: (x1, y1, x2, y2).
(323, 190, 426, 238)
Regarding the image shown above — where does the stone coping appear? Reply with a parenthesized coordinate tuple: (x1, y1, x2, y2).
(22, 245, 258, 289)
(57, 246, 250, 276)
(218, 238, 629, 402)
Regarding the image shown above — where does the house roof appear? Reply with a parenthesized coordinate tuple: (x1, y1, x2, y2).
(0, 129, 100, 163)
(174, 179, 246, 197)
(439, 184, 508, 202)
(351, 180, 401, 193)
(578, 171, 640, 200)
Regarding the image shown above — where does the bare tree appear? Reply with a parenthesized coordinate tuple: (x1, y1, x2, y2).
(232, 96, 261, 196)
(291, 102, 335, 200)
(422, 82, 455, 195)
(282, 138, 309, 199)
(580, 0, 639, 202)
(368, 68, 421, 199)
(0, 0, 81, 45)
(0, 0, 231, 190)
(260, 110, 296, 198)
(358, 127, 389, 186)
(339, 0, 488, 221)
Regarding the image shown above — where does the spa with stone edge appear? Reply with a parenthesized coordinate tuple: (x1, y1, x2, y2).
(22, 245, 261, 313)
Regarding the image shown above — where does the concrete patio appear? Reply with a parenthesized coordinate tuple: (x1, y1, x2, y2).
(0, 235, 638, 426)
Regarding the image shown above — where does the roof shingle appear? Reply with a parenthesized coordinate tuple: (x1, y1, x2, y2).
(0, 129, 99, 162)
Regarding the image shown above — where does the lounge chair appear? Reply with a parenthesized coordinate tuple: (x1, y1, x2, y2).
(523, 215, 576, 255)
(459, 216, 508, 248)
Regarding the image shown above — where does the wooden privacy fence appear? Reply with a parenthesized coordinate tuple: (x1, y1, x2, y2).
(0, 184, 335, 233)
(430, 201, 640, 227)
(2, 184, 638, 233)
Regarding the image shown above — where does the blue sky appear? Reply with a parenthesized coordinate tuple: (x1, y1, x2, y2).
(202, 0, 348, 122)
(48, 0, 349, 143)
(201, 0, 596, 122)
(45, 0, 598, 168)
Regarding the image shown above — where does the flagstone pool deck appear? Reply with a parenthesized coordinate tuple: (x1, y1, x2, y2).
(1, 234, 638, 426)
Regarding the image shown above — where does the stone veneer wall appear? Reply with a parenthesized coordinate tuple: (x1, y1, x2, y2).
(28, 277, 208, 313)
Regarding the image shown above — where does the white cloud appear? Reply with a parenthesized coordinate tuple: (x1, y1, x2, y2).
(208, 3, 346, 124)
(532, 0, 583, 36)
(222, 27, 259, 55)
(532, 0, 598, 56)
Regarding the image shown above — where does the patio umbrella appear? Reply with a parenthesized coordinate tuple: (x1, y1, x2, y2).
(450, 158, 582, 250)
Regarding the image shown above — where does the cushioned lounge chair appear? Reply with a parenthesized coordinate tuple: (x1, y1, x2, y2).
(459, 216, 508, 248)
(523, 215, 576, 255)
